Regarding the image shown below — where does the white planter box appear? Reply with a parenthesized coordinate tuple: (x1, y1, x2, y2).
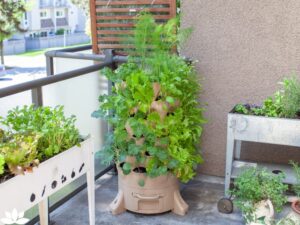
(0, 137, 95, 225)
(225, 111, 300, 195)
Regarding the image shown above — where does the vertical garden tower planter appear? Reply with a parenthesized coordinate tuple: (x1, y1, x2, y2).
(110, 162, 188, 216)
(0, 137, 95, 225)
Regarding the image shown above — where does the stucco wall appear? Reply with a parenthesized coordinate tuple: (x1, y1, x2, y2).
(181, 0, 300, 177)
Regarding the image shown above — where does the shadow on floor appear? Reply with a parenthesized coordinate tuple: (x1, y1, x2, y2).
(50, 175, 244, 225)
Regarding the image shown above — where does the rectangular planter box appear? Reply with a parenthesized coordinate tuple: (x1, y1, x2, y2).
(225, 111, 300, 194)
(228, 112, 300, 146)
(0, 137, 95, 225)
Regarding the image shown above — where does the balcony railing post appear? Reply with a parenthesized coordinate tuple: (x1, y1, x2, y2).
(46, 56, 54, 76)
(31, 87, 43, 107)
(104, 49, 118, 175)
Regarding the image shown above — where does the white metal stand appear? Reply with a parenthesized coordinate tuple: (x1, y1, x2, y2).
(225, 112, 300, 196)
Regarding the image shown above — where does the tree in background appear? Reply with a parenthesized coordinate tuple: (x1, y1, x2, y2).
(0, 0, 28, 65)
(70, 0, 91, 37)
(70, 0, 89, 16)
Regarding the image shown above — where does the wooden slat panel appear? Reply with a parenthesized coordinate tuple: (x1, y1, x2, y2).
(96, 15, 171, 20)
(97, 30, 134, 35)
(96, 0, 171, 6)
(96, 7, 170, 13)
(90, 0, 177, 54)
(89, 0, 99, 54)
(98, 37, 130, 42)
(97, 23, 135, 27)
(98, 44, 135, 49)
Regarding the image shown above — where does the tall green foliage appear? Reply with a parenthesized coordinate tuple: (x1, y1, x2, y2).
(290, 161, 300, 197)
(93, 14, 205, 183)
(0, 0, 28, 64)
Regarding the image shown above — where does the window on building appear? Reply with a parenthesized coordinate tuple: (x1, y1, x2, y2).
(40, 11, 47, 18)
(56, 10, 64, 17)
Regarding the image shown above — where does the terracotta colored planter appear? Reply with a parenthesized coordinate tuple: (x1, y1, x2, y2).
(292, 200, 300, 214)
(110, 166, 188, 216)
(287, 200, 300, 223)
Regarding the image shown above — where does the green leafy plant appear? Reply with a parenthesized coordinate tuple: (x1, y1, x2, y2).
(229, 168, 288, 223)
(0, 154, 4, 175)
(290, 161, 300, 197)
(0, 105, 81, 178)
(93, 14, 205, 183)
(275, 217, 296, 225)
(0, 105, 80, 160)
(280, 77, 300, 118)
(234, 77, 300, 118)
(0, 133, 39, 175)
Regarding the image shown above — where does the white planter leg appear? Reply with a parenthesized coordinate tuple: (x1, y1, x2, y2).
(234, 140, 242, 159)
(225, 119, 235, 196)
(86, 142, 95, 225)
(38, 198, 49, 225)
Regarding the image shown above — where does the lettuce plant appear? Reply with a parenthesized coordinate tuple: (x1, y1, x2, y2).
(0, 133, 39, 175)
(93, 14, 205, 183)
(0, 105, 80, 178)
(0, 105, 80, 160)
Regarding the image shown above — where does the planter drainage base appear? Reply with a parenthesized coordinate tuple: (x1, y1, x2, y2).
(109, 170, 188, 216)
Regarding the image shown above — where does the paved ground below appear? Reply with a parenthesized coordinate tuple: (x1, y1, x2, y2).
(0, 55, 46, 88)
(50, 175, 244, 225)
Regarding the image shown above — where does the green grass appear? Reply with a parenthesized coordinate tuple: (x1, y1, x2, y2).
(18, 42, 91, 57)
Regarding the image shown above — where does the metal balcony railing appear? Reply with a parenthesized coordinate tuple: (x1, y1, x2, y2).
(0, 45, 128, 225)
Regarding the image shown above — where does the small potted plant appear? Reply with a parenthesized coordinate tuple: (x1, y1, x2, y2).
(286, 161, 300, 223)
(93, 14, 205, 215)
(229, 168, 288, 225)
(0, 105, 95, 225)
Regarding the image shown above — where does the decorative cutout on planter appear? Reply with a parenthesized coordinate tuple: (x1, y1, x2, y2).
(30, 193, 35, 202)
(79, 163, 85, 173)
(41, 186, 46, 197)
(71, 170, 76, 178)
(61, 175, 67, 184)
(51, 180, 57, 189)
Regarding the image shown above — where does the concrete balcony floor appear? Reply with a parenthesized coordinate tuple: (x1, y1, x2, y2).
(50, 174, 245, 225)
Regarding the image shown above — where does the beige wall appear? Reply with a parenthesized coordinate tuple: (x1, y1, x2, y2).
(181, 0, 300, 177)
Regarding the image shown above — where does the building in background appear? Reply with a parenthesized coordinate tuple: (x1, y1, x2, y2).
(22, 0, 86, 38)
(3, 0, 90, 54)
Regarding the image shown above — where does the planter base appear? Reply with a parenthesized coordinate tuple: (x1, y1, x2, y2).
(110, 168, 188, 216)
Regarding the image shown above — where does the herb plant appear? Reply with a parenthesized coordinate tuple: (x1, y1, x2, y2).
(290, 161, 300, 197)
(230, 168, 288, 223)
(234, 76, 300, 118)
(93, 14, 205, 183)
(280, 77, 300, 118)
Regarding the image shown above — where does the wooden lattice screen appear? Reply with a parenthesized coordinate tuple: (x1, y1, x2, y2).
(89, 0, 177, 54)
